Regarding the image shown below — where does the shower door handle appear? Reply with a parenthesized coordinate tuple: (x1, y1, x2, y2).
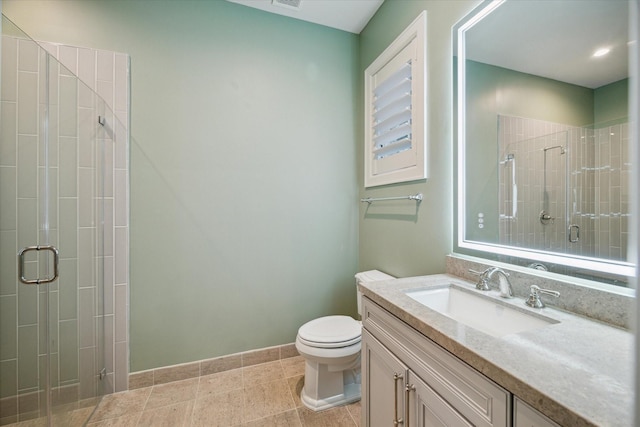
(568, 224, 580, 243)
(18, 245, 59, 284)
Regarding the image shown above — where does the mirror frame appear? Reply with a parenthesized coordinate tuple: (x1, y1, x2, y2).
(454, 0, 636, 279)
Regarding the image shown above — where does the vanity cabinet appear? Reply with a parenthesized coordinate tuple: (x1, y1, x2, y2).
(362, 297, 510, 427)
(513, 398, 560, 427)
(362, 329, 473, 427)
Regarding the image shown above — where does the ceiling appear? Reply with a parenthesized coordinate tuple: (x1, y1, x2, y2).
(227, 1, 629, 89)
(465, 1, 629, 89)
(226, 0, 384, 34)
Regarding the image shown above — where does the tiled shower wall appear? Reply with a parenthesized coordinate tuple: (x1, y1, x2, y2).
(498, 115, 629, 264)
(0, 34, 129, 424)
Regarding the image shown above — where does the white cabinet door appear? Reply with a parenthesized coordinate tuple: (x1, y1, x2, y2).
(361, 329, 408, 427)
(408, 370, 474, 427)
(514, 398, 561, 427)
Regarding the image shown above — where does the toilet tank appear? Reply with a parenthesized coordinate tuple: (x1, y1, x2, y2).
(354, 270, 395, 317)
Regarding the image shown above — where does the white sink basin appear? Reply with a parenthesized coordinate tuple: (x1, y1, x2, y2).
(406, 285, 558, 337)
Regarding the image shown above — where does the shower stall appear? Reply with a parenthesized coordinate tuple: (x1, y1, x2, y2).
(498, 115, 630, 270)
(1, 15, 128, 425)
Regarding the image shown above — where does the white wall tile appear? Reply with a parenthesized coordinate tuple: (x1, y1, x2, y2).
(58, 258, 78, 321)
(78, 108, 96, 168)
(58, 137, 78, 198)
(1, 102, 17, 166)
(17, 40, 39, 73)
(78, 168, 95, 228)
(77, 48, 96, 92)
(96, 51, 114, 83)
(78, 228, 95, 288)
(58, 45, 78, 76)
(0, 231, 18, 296)
(78, 288, 95, 348)
(115, 341, 128, 392)
(115, 170, 127, 227)
(102, 140, 114, 198)
(78, 346, 96, 400)
(114, 227, 127, 285)
(16, 198, 37, 251)
(115, 284, 127, 343)
(58, 75, 78, 138)
(96, 80, 114, 110)
(114, 54, 128, 112)
(2, 37, 18, 102)
(17, 72, 38, 135)
(17, 135, 37, 199)
(0, 167, 17, 231)
(103, 256, 114, 316)
(58, 198, 78, 259)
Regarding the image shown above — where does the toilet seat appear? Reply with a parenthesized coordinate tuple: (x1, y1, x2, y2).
(297, 316, 361, 348)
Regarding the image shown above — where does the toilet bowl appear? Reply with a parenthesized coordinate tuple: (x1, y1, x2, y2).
(295, 270, 394, 411)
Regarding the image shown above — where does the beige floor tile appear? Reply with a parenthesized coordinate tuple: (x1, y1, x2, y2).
(137, 401, 194, 427)
(89, 388, 151, 422)
(244, 379, 296, 422)
(243, 361, 284, 387)
(346, 401, 361, 426)
(281, 356, 305, 378)
(287, 375, 304, 408)
(6, 417, 47, 427)
(51, 406, 94, 427)
(242, 409, 302, 427)
(197, 368, 243, 398)
(86, 413, 141, 427)
(297, 406, 358, 427)
(191, 389, 244, 427)
(144, 378, 198, 410)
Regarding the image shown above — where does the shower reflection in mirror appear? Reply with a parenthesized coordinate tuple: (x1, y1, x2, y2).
(497, 115, 629, 263)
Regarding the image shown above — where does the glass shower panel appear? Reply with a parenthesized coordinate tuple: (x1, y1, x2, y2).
(1, 15, 109, 425)
(499, 131, 569, 253)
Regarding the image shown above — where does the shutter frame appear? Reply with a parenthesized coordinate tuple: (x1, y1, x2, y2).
(364, 11, 427, 188)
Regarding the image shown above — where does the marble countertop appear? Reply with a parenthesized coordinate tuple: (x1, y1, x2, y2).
(359, 273, 634, 427)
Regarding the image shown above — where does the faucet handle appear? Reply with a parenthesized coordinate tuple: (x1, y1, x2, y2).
(525, 285, 560, 308)
(468, 269, 490, 290)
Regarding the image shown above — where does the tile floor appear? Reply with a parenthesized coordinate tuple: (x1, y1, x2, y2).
(6, 356, 361, 426)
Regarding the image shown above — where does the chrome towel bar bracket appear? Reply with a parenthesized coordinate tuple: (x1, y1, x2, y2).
(360, 193, 423, 204)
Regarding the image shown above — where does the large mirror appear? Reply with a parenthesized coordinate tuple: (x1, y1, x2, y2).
(455, 0, 635, 287)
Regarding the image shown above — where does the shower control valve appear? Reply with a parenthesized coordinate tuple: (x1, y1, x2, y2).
(539, 210, 555, 225)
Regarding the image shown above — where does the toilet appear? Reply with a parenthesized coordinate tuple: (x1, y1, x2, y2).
(295, 270, 394, 411)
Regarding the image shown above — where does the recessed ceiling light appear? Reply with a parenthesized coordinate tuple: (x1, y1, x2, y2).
(592, 47, 611, 58)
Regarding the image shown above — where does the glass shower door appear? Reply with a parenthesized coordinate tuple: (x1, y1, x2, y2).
(1, 15, 106, 426)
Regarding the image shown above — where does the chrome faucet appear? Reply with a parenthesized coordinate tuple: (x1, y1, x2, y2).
(469, 267, 514, 298)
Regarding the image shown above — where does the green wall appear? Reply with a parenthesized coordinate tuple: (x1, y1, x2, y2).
(358, 0, 479, 278)
(595, 78, 629, 125)
(3, 0, 359, 371)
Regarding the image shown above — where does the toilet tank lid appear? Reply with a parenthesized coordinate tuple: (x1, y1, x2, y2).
(355, 270, 394, 284)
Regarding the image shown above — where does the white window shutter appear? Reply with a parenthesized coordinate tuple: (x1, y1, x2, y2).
(364, 12, 427, 188)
